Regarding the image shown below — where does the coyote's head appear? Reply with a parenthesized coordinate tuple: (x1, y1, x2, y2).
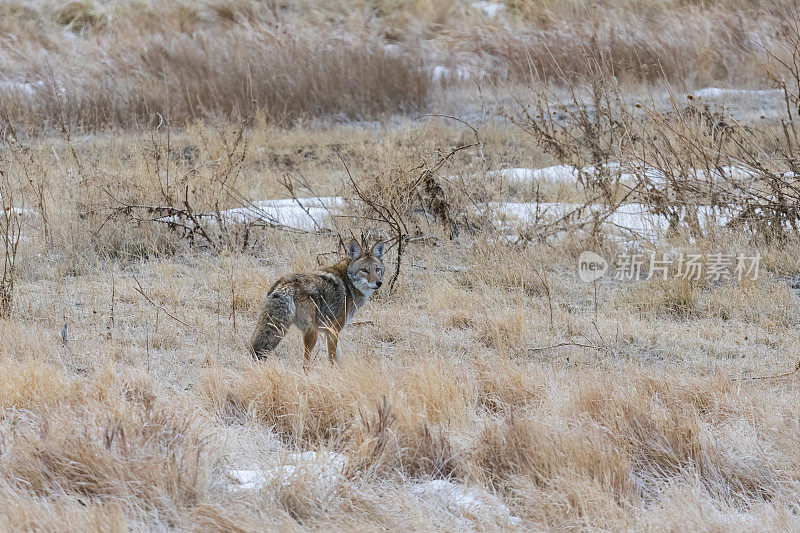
(346, 239, 385, 293)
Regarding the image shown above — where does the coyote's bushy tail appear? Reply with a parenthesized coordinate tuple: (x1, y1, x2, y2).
(251, 290, 295, 358)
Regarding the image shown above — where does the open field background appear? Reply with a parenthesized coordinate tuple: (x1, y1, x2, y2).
(2, 0, 800, 531)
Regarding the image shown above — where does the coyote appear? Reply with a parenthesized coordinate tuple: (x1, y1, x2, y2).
(251, 239, 385, 365)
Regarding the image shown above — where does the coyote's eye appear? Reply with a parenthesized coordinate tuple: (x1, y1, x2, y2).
(359, 269, 368, 276)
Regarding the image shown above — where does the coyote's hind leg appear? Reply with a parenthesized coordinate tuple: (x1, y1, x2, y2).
(302, 327, 318, 369)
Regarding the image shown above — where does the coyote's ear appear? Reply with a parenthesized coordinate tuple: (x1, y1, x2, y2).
(347, 239, 362, 259)
(370, 240, 385, 259)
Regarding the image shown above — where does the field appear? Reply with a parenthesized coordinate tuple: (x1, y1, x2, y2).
(1, 1, 800, 531)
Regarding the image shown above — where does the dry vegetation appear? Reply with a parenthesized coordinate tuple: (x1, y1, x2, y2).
(0, 0, 795, 136)
(1, 0, 800, 531)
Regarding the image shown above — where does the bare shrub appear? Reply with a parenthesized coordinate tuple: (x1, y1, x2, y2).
(279, 124, 484, 291)
(0, 170, 22, 318)
(508, 36, 800, 243)
(100, 122, 260, 254)
(51, 121, 304, 259)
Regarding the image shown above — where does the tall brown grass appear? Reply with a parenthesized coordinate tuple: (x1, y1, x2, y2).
(0, 1, 799, 530)
(0, 0, 795, 138)
(0, 31, 430, 137)
(466, 0, 787, 84)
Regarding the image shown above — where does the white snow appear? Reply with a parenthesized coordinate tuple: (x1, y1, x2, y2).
(3, 207, 37, 217)
(691, 87, 783, 99)
(487, 163, 662, 186)
(428, 65, 477, 82)
(229, 469, 271, 491)
(0, 79, 42, 95)
(487, 163, 777, 188)
(228, 450, 348, 491)
(471, 1, 505, 17)
(0, 194, 38, 218)
(160, 196, 343, 232)
(218, 197, 343, 231)
(411, 480, 521, 526)
(491, 201, 737, 242)
(230, 457, 522, 526)
(488, 165, 580, 185)
(383, 43, 401, 55)
(159, 165, 793, 244)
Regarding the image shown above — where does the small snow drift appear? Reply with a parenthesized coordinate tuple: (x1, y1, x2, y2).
(487, 164, 667, 187)
(411, 480, 520, 526)
(159, 197, 343, 232)
(219, 197, 343, 231)
(488, 166, 580, 185)
(428, 65, 483, 82)
(471, 1, 505, 17)
(228, 451, 348, 492)
(229, 469, 271, 491)
(0, 79, 42, 95)
(490, 202, 737, 242)
(691, 87, 783, 99)
(0, 194, 39, 219)
(486, 163, 769, 188)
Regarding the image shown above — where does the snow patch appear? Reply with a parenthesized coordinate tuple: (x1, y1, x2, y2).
(488, 165, 580, 185)
(487, 163, 773, 187)
(160, 197, 343, 232)
(0, 194, 38, 218)
(0, 79, 43, 95)
(411, 480, 521, 526)
(219, 197, 343, 231)
(472, 1, 505, 17)
(691, 87, 783, 99)
(428, 65, 478, 82)
(491, 201, 736, 242)
(228, 451, 348, 492)
(229, 469, 270, 491)
(3, 207, 37, 217)
(487, 163, 662, 186)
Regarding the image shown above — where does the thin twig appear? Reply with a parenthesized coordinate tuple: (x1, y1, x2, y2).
(749, 359, 800, 381)
(132, 275, 197, 332)
(528, 341, 603, 353)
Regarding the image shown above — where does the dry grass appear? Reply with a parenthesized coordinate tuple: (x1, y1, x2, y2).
(0, 105, 797, 527)
(0, 0, 795, 138)
(0, 31, 429, 136)
(1, 0, 800, 529)
(0, 3, 431, 137)
(458, 0, 785, 84)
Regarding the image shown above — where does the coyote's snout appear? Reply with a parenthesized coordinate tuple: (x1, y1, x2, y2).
(250, 239, 385, 365)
